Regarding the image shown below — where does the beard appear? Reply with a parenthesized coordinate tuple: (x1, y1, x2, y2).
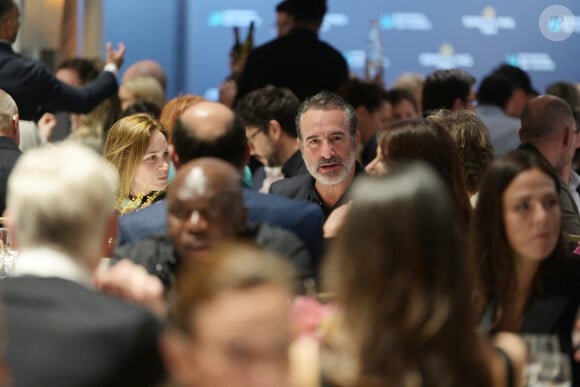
(305, 151, 356, 186)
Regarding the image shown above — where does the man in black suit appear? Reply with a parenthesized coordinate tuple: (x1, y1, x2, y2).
(269, 91, 364, 226)
(235, 0, 348, 102)
(0, 0, 125, 121)
(0, 89, 19, 215)
(0, 143, 165, 386)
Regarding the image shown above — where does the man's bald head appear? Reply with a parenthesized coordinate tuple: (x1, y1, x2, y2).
(167, 157, 247, 262)
(169, 157, 243, 206)
(122, 60, 167, 91)
(520, 95, 575, 142)
(180, 101, 234, 142)
(0, 88, 18, 143)
(172, 102, 247, 169)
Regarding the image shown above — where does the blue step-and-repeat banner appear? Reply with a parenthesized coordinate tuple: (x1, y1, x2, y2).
(104, 0, 579, 100)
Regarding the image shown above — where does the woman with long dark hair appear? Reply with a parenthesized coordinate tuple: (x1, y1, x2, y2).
(318, 163, 524, 387)
(472, 149, 580, 383)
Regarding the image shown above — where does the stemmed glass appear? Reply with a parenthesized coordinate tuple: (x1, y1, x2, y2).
(535, 352, 572, 386)
(522, 334, 565, 386)
(0, 227, 17, 277)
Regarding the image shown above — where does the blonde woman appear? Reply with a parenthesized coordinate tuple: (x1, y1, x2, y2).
(103, 113, 169, 214)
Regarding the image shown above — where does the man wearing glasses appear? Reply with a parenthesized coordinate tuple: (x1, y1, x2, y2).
(236, 85, 307, 192)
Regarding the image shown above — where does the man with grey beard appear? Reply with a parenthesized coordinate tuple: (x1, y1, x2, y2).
(269, 91, 364, 220)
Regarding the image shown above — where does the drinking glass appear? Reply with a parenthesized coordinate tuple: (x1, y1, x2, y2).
(522, 334, 561, 386)
(535, 352, 572, 386)
(0, 227, 17, 277)
(523, 334, 542, 386)
(572, 306, 580, 351)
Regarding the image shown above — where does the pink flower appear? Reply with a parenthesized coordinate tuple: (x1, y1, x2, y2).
(574, 242, 580, 255)
(292, 296, 337, 340)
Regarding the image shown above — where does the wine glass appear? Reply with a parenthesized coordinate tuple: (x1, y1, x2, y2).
(0, 227, 17, 277)
(572, 306, 580, 351)
(535, 352, 572, 386)
(523, 334, 542, 386)
(522, 334, 561, 386)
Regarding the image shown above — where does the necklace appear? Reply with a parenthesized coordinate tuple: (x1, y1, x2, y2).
(116, 189, 166, 215)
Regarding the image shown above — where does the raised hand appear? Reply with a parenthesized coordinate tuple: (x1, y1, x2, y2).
(105, 41, 126, 69)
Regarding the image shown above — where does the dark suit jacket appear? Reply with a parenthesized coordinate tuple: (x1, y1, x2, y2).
(0, 276, 166, 387)
(115, 221, 313, 288)
(236, 28, 348, 102)
(282, 150, 308, 178)
(244, 189, 324, 264)
(117, 198, 167, 246)
(118, 188, 325, 263)
(0, 136, 20, 214)
(0, 42, 118, 120)
(518, 143, 580, 235)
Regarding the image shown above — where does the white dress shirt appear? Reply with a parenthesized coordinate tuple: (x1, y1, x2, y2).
(569, 169, 580, 212)
(12, 247, 93, 287)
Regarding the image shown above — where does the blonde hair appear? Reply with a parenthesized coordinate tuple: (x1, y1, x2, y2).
(103, 113, 167, 203)
(7, 143, 118, 262)
(121, 76, 165, 110)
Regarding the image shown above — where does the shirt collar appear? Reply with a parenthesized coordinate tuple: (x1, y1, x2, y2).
(12, 247, 93, 287)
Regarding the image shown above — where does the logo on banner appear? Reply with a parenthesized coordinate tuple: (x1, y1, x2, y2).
(461, 6, 516, 35)
(505, 53, 556, 72)
(321, 13, 349, 32)
(379, 13, 432, 31)
(539, 5, 577, 41)
(418, 44, 474, 69)
(208, 10, 262, 27)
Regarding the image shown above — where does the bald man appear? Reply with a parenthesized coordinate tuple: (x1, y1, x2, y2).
(122, 60, 167, 92)
(167, 158, 248, 261)
(518, 94, 580, 235)
(0, 88, 19, 214)
(114, 157, 312, 289)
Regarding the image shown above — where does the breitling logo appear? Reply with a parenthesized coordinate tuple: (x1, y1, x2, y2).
(418, 43, 474, 69)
